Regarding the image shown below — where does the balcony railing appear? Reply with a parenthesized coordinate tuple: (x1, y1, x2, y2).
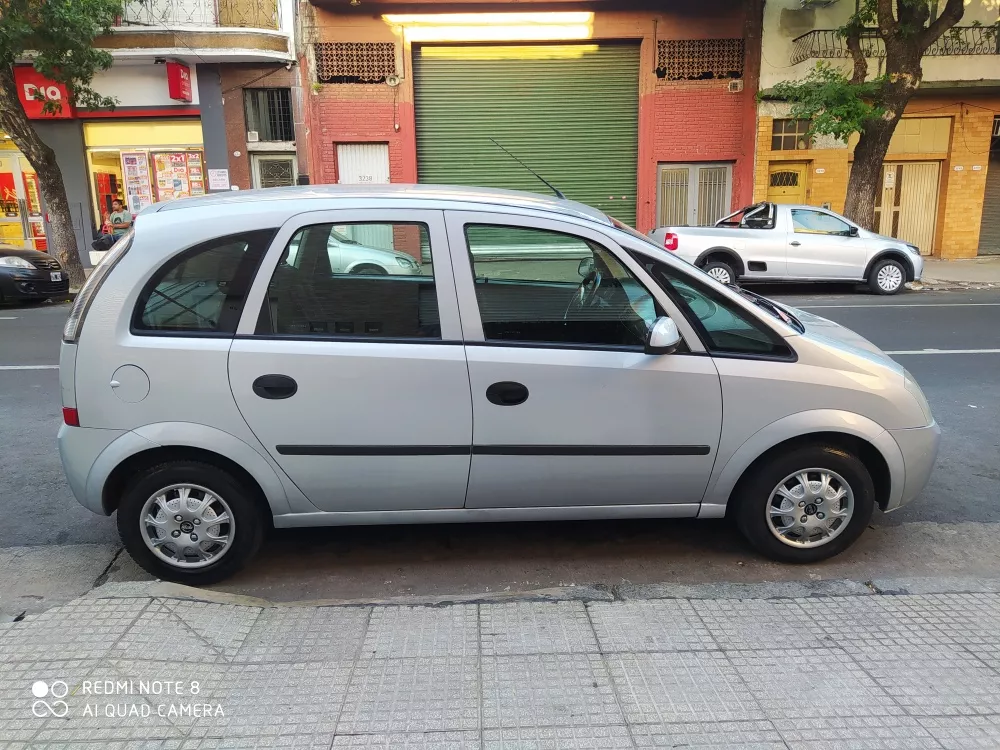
(791, 26, 1000, 64)
(119, 0, 279, 30)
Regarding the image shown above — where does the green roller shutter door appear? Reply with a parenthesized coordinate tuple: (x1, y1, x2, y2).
(413, 44, 640, 227)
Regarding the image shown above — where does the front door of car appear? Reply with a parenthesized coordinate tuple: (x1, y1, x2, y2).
(445, 211, 723, 511)
(229, 209, 472, 512)
(785, 208, 867, 280)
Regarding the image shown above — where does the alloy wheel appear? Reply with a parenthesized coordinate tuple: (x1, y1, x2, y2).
(765, 469, 854, 548)
(707, 267, 732, 285)
(877, 264, 903, 292)
(139, 484, 235, 569)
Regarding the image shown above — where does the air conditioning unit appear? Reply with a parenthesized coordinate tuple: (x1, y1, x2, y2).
(728, 79, 744, 93)
(247, 130, 259, 143)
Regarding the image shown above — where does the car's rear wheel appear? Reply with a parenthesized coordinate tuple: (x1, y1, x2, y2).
(868, 258, 906, 295)
(702, 259, 737, 286)
(733, 445, 875, 563)
(350, 264, 388, 275)
(117, 461, 265, 584)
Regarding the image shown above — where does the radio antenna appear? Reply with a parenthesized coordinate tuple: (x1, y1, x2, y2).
(490, 138, 566, 200)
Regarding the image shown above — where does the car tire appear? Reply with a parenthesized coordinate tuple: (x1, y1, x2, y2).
(702, 259, 738, 286)
(867, 258, 906, 295)
(732, 444, 875, 564)
(117, 461, 266, 585)
(350, 264, 388, 275)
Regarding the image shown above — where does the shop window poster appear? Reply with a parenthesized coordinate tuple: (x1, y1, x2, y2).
(153, 150, 206, 202)
(120, 151, 154, 214)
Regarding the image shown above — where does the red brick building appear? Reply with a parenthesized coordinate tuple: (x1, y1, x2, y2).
(298, 0, 762, 232)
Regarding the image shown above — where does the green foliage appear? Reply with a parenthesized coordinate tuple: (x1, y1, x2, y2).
(0, 0, 122, 112)
(767, 63, 886, 141)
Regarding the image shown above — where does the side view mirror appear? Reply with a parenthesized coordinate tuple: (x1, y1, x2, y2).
(578, 257, 595, 277)
(645, 316, 682, 355)
(848, 225, 859, 237)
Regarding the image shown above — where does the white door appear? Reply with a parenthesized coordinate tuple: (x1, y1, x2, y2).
(785, 207, 867, 280)
(230, 208, 472, 512)
(446, 211, 723, 511)
(336, 143, 391, 248)
(657, 163, 732, 227)
(251, 154, 298, 189)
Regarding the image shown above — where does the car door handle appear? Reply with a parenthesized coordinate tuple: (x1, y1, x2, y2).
(486, 381, 529, 406)
(252, 374, 298, 400)
(789, 241, 801, 246)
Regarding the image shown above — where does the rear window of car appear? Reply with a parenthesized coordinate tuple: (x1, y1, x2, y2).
(132, 229, 276, 335)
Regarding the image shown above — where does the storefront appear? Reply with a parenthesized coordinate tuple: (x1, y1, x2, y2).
(0, 134, 46, 250)
(83, 120, 205, 228)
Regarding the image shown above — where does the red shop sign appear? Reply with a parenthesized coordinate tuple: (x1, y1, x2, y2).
(166, 61, 193, 103)
(13, 67, 74, 119)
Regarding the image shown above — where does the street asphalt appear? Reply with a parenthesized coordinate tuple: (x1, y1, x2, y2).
(0, 286, 998, 611)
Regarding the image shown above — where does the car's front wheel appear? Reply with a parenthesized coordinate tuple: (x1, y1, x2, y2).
(117, 461, 265, 584)
(868, 258, 906, 295)
(733, 445, 875, 563)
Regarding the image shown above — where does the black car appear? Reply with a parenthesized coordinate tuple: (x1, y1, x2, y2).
(0, 245, 70, 303)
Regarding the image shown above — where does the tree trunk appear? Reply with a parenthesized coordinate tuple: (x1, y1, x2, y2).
(0, 66, 87, 288)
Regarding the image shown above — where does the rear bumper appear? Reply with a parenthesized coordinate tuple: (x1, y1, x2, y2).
(885, 420, 941, 511)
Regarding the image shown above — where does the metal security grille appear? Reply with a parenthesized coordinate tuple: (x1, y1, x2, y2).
(656, 39, 744, 80)
(769, 170, 800, 187)
(875, 162, 939, 255)
(657, 163, 731, 226)
(772, 119, 812, 151)
(414, 44, 640, 227)
(315, 43, 396, 84)
(218, 0, 278, 29)
(657, 168, 689, 226)
(257, 158, 295, 188)
(244, 89, 294, 142)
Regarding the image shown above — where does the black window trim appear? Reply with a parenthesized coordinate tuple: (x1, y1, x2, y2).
(130, 229, 277, 338)
(628, 251, 798, 363)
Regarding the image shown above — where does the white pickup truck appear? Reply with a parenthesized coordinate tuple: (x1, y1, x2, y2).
(648, 202, 924, 295)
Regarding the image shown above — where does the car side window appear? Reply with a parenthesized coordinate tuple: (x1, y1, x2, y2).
(256, 222, 439, 339)
(464, 224, 661, 348)
(638, 257, 793, 358)
(133, 229, 276, 335)
(791, 209, 851, 236)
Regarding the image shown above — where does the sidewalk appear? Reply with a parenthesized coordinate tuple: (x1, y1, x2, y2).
(3, 580, 1000, 748)
(920, 256, 1000, 289)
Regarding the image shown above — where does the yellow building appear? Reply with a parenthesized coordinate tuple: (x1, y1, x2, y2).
(756, 0, 1000, 259)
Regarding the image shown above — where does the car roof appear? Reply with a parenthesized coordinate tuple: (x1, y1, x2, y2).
(145, 184, 612, 226)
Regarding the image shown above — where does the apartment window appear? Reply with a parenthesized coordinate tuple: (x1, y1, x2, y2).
(314, 42, 397, 84)
(772, 119, 812, 151)
(244, 89, 294, 142)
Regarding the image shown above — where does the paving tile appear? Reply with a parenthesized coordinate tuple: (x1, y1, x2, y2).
(233, 606, 370, 663)
(360, 605, 477, 659)
(482, 653, 623, 729)
(484, 724, 633, 748)
(334, 731, 480, 748)
(773, 715, 942, 749)
(338, 656, 479, 733)
(108, 602, 224, 663)
(632, 720, 786, 749)
(0, 659, 103, 744)
(160, 600, 262, 660)
(918, 715, 1000, 749)
(191, 661, 352, 738)
(845, 643, 1000, 717)
(0, 599, 149, 662)
(728, 649, 898, 720)
(481, 601, 598, 656)
(607, 651, 764, 724)
(691, 598, 817, 651)
(589, 600, 716, 653)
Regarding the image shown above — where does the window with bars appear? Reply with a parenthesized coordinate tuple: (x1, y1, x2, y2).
(244, 88, 294, 142)
(314, 42, 396, 84)
(656, 39, 744, 81)
(771, 119, 813, 151)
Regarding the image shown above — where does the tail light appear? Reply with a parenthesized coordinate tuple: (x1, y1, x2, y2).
(62, 407, 80, 427)
(663, 232, 679, 251)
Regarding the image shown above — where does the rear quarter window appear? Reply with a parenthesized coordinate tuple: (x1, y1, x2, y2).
(132, 229, 276, 335)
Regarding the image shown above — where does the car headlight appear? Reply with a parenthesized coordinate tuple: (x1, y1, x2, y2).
(0, 256, 36, 269)
(395, 257, 416, 268)
(905, 244, 920, 256)
(903, 369, 933, 426)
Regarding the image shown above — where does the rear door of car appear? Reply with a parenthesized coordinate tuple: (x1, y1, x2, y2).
(229, 208, 473, 512)
(445, 209, 723, 512)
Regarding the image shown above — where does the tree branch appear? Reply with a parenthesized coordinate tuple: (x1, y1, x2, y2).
(920, 0, 965, 50)
(845, 25, 868, 84)
(876, 0, 898, 37)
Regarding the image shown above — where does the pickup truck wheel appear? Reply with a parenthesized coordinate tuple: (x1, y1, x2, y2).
(868, 258, 906, 295)
(703, 260, 737, 286)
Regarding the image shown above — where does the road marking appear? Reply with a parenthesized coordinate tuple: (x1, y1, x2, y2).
(0, 365, 59, 370)
(886, 349, 1000, 355)
(0, 316, 18, 320)
(798, 303, 1000, 309)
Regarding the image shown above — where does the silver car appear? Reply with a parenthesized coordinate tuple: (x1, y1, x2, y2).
(649, 202, 925, 294)
(58, 186, 940, 583)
